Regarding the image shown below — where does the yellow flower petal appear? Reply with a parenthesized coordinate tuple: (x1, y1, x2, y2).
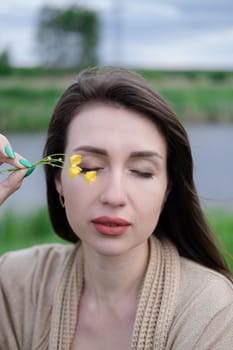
(70, 154, 82, 167)
(69, 166, 82, 178)
(84, 171, 97, 184)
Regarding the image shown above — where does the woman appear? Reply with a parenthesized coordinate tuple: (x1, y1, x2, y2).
(0, 67, 233, 350)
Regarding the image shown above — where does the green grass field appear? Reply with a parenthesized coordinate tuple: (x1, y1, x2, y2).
(206, 210, 233, 272)
(0, 207, 65, 254)
(0, 207, 232, 273)
(1, 69, 233, 131)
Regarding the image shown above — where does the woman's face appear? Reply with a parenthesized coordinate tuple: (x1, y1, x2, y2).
(56, 103, 169, 256)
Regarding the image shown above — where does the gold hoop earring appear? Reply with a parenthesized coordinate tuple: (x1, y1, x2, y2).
(59, 193, 65, 208)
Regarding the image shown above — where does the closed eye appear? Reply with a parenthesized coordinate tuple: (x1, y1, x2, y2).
(130, 170, 154, 179)
(81, 167, 104, 174)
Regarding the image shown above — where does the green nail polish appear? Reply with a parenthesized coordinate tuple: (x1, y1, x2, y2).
(19, 158, 33, 168)
(4, 145, 15, 159)
(24, 166, 36, 178)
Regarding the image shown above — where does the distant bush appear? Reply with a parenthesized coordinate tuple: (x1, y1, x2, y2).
(0, 50, 12, 75)
(1, 68, 233, 130)
(138, 69, 233, 82)
(1, 66, 80, 77)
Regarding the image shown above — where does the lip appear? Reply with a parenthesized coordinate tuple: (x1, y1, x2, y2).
(91, 216, 130, 236)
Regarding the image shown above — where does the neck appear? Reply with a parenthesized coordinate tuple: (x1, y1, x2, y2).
(81, 240, 150, 305)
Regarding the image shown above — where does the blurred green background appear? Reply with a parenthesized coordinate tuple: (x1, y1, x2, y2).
(1, 69, 233, 131)
(0, 67, 233, 273)
(0, 3, 232, 273)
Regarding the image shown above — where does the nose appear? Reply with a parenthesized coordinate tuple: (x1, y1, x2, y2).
(100, 171, 127, 207)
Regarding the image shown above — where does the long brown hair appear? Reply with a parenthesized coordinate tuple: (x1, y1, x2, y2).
(43, 66, 230, 277)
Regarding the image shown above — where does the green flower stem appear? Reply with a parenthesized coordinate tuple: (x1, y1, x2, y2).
(0, 153, 66, 175)
(0, 166, 19, 174)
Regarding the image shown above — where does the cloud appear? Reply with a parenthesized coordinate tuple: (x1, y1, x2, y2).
(115, 26, 233, 69)
(0, 0, 233, 68)
(116, 3, 181, 19)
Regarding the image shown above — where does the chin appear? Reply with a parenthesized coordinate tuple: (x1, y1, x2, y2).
(82, 235, 147, 258)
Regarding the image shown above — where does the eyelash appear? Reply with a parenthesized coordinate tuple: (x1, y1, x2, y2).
(81, 167, 154, 179)
(81, 167, 103, 174)
(130, 170, 154, 179)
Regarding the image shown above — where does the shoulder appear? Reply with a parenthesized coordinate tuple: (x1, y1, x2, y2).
(0, 243, 77, 291)
(178, 257, 233, 310)
(166, 257, 233, 349)
(0, 243, 75, 270)
(0, 244, 79, 347)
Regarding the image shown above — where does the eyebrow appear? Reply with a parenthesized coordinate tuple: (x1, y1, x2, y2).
(73, 146, 163, 159)
(130, 151, 163, 159)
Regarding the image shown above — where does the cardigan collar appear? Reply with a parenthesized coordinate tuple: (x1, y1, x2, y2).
(50, 236, 180, 350)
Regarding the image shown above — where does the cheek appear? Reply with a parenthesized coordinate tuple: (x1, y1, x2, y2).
(62, 173, 99, 214)
(62, 179, 92, 235)
(134, 179, 168, 210)
(135, 180, 168, 228)
(136, 190, 166, 235)
(62, 178, 85, 204)
(139, 194, 163, 221)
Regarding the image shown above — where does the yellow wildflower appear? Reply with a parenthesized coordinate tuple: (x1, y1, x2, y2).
(68, 154, 97, 184)
(84, 171, 97, 184)
(69, 166, 82, 179)
(69, 154, 82, 179)
(70, 154, 82, 167)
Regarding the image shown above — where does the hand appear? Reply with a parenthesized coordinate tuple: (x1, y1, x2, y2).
(0, 134, 33, 205)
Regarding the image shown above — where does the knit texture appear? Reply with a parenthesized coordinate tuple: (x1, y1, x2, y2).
(49, 237, 180, 350)
(130, 238, 180, 350)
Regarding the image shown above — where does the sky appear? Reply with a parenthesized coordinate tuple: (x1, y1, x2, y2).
(0, 0, 233, 69)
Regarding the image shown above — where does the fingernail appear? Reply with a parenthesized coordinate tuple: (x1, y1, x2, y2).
(24, 166, 36, 178)
(19, 158, 33, 168)
(4, 145, 15, 159)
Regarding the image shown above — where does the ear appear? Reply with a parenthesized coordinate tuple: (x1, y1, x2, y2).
(54, 172, 63, 195)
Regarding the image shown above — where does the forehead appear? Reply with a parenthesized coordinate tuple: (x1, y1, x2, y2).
(66, 103, 167, 155)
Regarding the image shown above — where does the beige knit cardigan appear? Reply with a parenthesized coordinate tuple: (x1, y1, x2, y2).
(49, 237, 180, 350)
(1, 237, 233, 349)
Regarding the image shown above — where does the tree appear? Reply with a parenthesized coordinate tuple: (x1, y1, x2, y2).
(0, 49, 11, 75)
(36, 6, 99, 68)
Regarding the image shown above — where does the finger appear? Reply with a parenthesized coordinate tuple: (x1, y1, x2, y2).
(0, 134, 16, 162)
(0, 168, 27, 205)
(8, 152, 33, 169)
(0, 151, 33, 171)
(0, 134, 35, 175)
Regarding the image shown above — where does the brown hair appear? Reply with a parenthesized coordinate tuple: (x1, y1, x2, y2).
(43, 66, 230, 276)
